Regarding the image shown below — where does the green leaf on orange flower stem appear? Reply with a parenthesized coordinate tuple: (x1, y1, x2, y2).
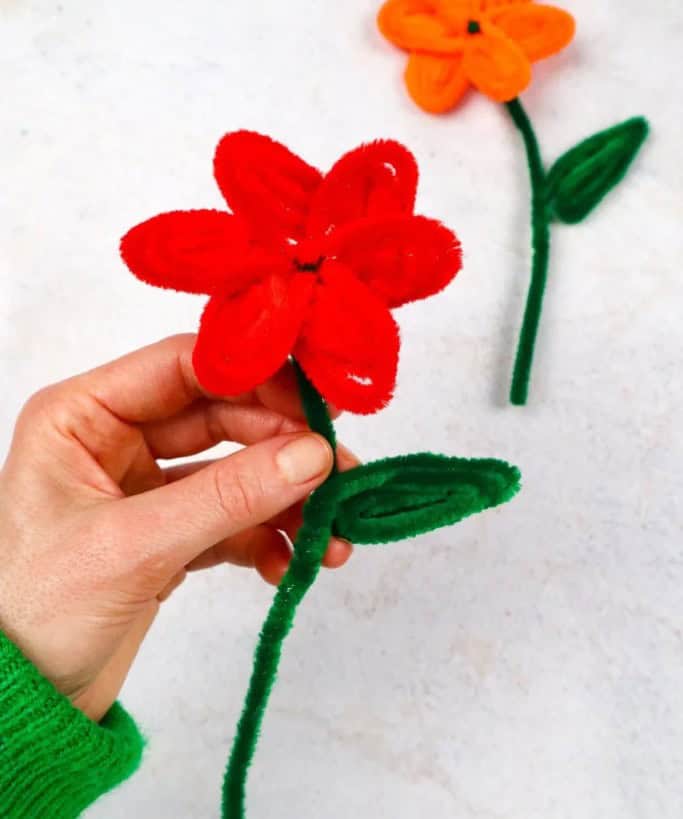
(332, 453, 521, 545)
(546, 117, 649, 224)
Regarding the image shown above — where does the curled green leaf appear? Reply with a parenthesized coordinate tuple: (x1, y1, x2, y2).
(546, 117, 649, 224)
(332, 453, 521, 545)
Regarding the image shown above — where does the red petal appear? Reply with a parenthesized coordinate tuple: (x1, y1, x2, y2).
(328, 215, 462, 308)
(294, 262, 400, 414)
(307, 140, 418, 237)
(193, 272, 314, 396)
(214, 131, 323, 248)
(120, 210, 275, 295)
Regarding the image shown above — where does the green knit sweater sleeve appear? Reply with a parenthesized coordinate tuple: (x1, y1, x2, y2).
(0, 631, 144, 818)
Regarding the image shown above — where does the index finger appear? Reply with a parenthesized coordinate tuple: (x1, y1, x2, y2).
(73, 334, 340, 425)
(73, 334, 206, 423)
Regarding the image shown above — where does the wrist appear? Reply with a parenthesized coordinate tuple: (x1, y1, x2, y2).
(0, 629, 144, 818)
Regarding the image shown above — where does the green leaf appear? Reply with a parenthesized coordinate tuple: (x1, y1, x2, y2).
(332, 453, 521, 545)
(546, 117, 649, 224)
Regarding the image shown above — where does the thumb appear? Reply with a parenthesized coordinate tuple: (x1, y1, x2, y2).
(108, 432, 334, 581)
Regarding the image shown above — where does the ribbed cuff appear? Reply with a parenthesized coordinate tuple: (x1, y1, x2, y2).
(0, 631, 144, 818)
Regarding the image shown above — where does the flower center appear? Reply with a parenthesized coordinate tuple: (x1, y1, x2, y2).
(467, 20, 481, 34)
(293, 255, 325, 273)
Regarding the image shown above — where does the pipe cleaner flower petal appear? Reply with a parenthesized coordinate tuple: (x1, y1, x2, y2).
(193, 272, 315, 396)
(120, 210, 275, 296)
(214, 130, 323, 248)
(377, 0, 464, 54)
(306, 139, 418, 236)
(487, 4, 576, 62)
(329, 214, 462, 308)
(463, 30, 531, 102)
(405, 52, 469, 113)
(121, 133, 462, 413)
(293, 261, 400, 414)
(378, 0, 575, 110)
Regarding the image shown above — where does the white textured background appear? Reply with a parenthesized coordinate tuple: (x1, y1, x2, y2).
(1, 1, 682, 817)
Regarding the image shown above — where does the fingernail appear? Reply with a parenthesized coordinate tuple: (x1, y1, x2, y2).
(322, 537, 353, 569)
(276, 434, 332, 485)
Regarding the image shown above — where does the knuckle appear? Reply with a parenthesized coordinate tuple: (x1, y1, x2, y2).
(273, 414, 297, 437)
(20, 384, 62, 420)
(13, 386, 68, 445)
(211, 465, 263, 524)
(205, 402, 228, 447)
(134, 549, 175, 586)
(17, 382, 93, 440)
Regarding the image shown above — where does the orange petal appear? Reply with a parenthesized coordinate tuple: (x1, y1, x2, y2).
(463, 32, 531, 102)
(405, 53, 469, 113)
(478, 0, 531, 8)
(378, 0, 464, 54)
(488, 3, 575, 61)
(435, 0, 528, 30)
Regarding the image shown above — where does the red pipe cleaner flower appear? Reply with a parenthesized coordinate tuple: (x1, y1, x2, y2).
(120, 132, 462, 414)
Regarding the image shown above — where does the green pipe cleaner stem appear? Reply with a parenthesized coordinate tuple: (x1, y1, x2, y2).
(221, 361, 339, 818)
(506, 97, 551, 406)
(291, 358, 338, 461)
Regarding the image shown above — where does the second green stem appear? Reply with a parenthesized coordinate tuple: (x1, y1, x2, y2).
(506, 97, 552, 407)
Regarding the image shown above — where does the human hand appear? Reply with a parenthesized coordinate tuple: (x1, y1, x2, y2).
(0, 335, 354, 722)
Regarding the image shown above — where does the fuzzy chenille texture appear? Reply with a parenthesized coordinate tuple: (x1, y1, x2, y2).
(120, 132, 462, 415)
(333, 452, 522, 544)
(377, 0, 576, 112)
(222, 477, 342, 818)
(0, 631, 144, 818)
(505, 100, 649, 405)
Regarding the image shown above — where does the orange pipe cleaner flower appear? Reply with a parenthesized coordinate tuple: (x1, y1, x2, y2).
(378, 1, 649, 406)
(378, 0, 575, 113)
